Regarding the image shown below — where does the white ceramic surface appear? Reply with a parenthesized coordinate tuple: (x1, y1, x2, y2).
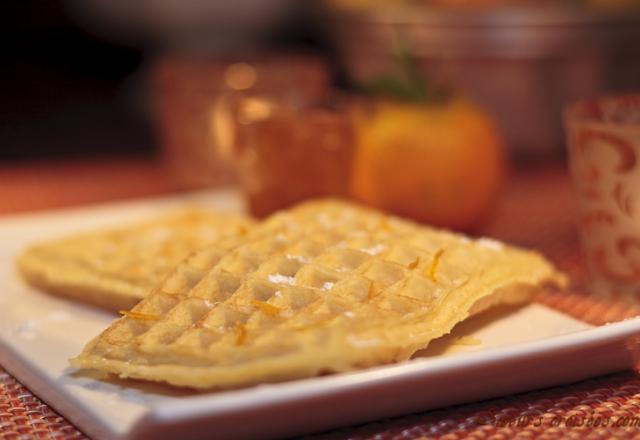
(0, 190, 638, 440)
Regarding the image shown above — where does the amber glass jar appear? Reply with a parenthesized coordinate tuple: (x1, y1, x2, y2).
(152, 54, 330, 189)
(232, 94, 357, 217)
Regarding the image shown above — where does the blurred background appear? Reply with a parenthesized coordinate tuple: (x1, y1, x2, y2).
(0, 0, 324, 160)
(2, 0, 640, 230)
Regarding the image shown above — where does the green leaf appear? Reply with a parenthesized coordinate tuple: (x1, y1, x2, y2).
(363, 75, 427, 102)
(360, 39, 450, 104)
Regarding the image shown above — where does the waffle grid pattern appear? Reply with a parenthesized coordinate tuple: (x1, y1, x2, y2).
(3, 166, 640, 439)
(73, 200, 557, 389)
(17, 209, 253, 310)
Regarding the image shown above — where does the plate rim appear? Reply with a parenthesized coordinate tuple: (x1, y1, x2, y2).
(147, 313, 638, 420)
(1, 190, 636, 439)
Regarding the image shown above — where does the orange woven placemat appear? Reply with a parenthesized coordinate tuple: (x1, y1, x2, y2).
(1, 162, 639, 439)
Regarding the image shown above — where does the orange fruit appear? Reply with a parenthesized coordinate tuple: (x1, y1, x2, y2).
(350, 97, 506, 231)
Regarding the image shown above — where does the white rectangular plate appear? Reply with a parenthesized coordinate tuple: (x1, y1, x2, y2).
(1, 190, 638, 440)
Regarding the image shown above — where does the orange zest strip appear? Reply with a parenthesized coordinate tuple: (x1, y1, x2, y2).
(119, 310, 161, 321)
(235, 323, 247, 346)
(368, 281, 376, 299)
(407, 257, 420, 270)
(427, 249, 445, 282)
(250, 299, 281, 317)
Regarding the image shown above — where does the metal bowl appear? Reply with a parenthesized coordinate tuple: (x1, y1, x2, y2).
(326, 4, 640, 159)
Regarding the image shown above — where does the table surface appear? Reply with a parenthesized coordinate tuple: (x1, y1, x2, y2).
(2, 158, 640, 440)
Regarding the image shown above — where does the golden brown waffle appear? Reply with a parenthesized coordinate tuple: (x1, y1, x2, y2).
(71, 199, 564, 389)
(17, 209, 254, 310)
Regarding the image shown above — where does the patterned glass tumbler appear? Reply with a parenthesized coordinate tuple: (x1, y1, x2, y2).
(565, 95, 640, 302)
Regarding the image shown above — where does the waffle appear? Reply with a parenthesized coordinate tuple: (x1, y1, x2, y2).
(17, 209, 254, 310)
(71, 199, 564, 389)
